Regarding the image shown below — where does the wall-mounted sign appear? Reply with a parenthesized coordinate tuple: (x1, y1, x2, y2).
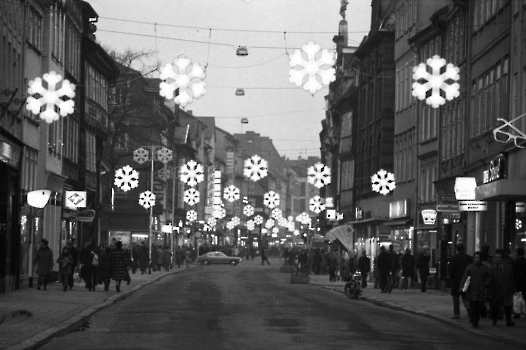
(64, 191, 87, 209)
(436, 204, 459, 212)
(325, 197, 334, 208)
(517, 202, 525, 213)
(389, 199, 409, 219)
(355, 207, 363, 220)
(326, 209, 336, 220)
(421, 209, 437, 225)
(454, 177, 477, 200)
(458, 201, 487, 212)
(0, 141, 12, 162)
(75, 209, 96, 222)
(27, 189, 51, 209)
(482, 155, 507, 184)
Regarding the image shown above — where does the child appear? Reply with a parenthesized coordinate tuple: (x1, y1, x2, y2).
(57, 247, 73, 292)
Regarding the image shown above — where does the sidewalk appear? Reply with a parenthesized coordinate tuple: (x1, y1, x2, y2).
(0, 266, 195, 350)
(309, 274, 526, 349)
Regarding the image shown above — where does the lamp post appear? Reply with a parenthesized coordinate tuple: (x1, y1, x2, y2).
(133, 145, 173, 273)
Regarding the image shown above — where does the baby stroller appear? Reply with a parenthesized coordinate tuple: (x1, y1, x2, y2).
(344, 270, 362, 300)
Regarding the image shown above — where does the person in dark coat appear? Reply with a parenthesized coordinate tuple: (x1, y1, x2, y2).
(131, 244, 139, 274)
(357, 250, 371, 288)
(401, 248, 415, 292)
(461, 252, 491, 328)
(513, 247, 526, 319)
(66, 239, 78, 290)
(449, 243, 473, 320)
(163, 247, 172, 271)
(377, 246, 391, 293)
(79, 237, 100, 291)
(56, 247, 73, 292)
(327, 252, 338, 282)
(387, 244, 400, 292)
(312, 250, 322, 275)
(33, 239, 54, 291)
(488, 249, 516, 327)
(111, 241, 128, 292)
(175, 246, 184, 268)
(99, 247, 112, 291)
(261, 249, 271, 266)
(156, 246, 164, 271)
(416, 248, 430, 292)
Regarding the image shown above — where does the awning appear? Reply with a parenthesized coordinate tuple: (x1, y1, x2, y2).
(383, 219, 412, 227)
(324, 224, 354, 250)
(475, 180, 526, 201)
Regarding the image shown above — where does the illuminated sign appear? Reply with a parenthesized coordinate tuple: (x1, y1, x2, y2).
(421, 209, 437, 225)
(65, 191, 86, 209)
(458, 201, 487, 212)
(325, 197, 334, 208)
(482, 155, 506, 184)
(454, 177, 477, 200)
(389, 199, 409, 219)
(27, 189, 51, 209)
(517, 202, 525, 213)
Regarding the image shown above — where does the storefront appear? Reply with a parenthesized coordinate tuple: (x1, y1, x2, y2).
(384, 199, 413, 254)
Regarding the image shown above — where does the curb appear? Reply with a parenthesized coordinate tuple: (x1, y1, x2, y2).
(5, 266, 196, 350)
(313, 283, 526, 350)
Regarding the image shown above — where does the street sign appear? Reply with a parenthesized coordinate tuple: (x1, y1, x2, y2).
(75, 209, 96, 222)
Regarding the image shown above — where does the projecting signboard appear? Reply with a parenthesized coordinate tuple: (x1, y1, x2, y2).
(458, 201, 487, 212)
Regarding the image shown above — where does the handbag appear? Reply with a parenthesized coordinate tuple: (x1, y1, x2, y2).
(461, 276, 471, 293)
(513, 292, 526, 315)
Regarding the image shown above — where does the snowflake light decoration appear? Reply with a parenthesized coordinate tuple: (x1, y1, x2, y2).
(287, 221, 295, 232)
(278, 217, 288, 227)
(243, 204, 254, 217)
(27, 71, 76, 123)
(371, 169, 396, 196)
(412, 55, 460, 108)
(247, 220, 255, 231)
(186, 210, 197, 222)
(223, 185, 240, 203)
(231, 216, 241, 226)
(226, 221, 235, 230)
(180, 160, 205, 187)
(517, 219, 522, 230)
(156, 147, 173, 164)
(139, 191, 156, 209)
(158, 167, 171, 181)
(114, 165, 139, 192)
(254, 215, 264, 225)
(159, 55, 207, 107)
(296, 212, 310, 225)
(307, 162, 331, 189)
(263, 190, 280, 209)
(243, 155, 268, 181)
(183, 188, 200, 206)
(309, 195, 325, 214)
(265, 219, 275, 229)
(289, 41, 336, 95)
(271, 208, 283, 220)
(213, 207, 226, 219)
(133, 148, 149, 165)
(207, 217, 217, 227)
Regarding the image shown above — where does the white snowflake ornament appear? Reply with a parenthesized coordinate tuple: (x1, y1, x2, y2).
(263, 190, 280, 209)
(265, 219, 275, 229)
(139, 191, 156, 209)
(180, 160, 205, 187)
(114, 165, 139, 192)
(309, 195, 325, 214)
(371, 169, 396, 195)
(27, 71, 76, 123)
(308, 162, 331, 189)
(296, 212, 310, 225)
(243, 204, 254, 217)
(231, 216, 241, 226)
(207, 217, 217, 227)
(289, 41, 336, 95)
(159, 55, 207, 107)
(254, 215, 264, 225)
(271, 208, 283, 220)
(213, 206, 226, 219)
(278, 217, 288, 227)
(156, 147, 173, 163)
(226, 221, 235, 230)
(183, 188, 200, 206)
(247, 220, 255, 231)
(412, 55, 460, 108)
(244, 155, 268, 182)
(223, 185, 240, 203)
(133, 148, 149, 164)
(158, 167, 171, 181)
(186, 210, 198, 222)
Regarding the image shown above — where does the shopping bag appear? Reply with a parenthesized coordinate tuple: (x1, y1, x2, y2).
(461, 276, 471, 293)
(513, 292, 526, 315)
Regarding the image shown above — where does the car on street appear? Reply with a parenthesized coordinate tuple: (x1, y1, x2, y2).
(196, 251, 243, 266)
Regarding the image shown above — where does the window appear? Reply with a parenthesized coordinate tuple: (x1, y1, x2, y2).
(27, 6, 43, 51)
(51, 4, 64, 63)
(86, 131, 96, 172)
(23, 147, 38, 191)
(48, 117, 63, 157)
(86, 63, 108, 110)
(63, 117, 79, 162)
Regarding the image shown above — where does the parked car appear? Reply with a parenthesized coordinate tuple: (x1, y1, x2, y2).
(197, 251, 242, 266)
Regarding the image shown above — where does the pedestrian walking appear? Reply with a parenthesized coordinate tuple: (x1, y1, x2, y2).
(416, 248, 430, 292)
(387, 244, 399, 292)
(131, 244, 139, 274)
(156, 246, 164, 271)
(110, 241, 128, 292)
(449, 243, 473, 320)
(261, 249, 271, 265)
(357, 250, 371, 288)
(377, 246, 391, 293)
(175, 246, 184, 268)
(328, 251, 338, 282)
(488, 249, 516, 327)
(401, 248, 415, 292)
(151, 245, 159, 271)
(79, 237, 100, 291)
(513, 247, 526, 319)
(56, 247, 73, 292)
(373, 254, 379, 289)
(139, 242, 149, 274)
(99, 247, 112, 291)
(163, 247, 172, 271)
(66, 239, 78, 290)
(184, 246, 192, 269)
(33, 239, 53, 291)
(312, 250, 322, 275)
(461, 252, 491, 329)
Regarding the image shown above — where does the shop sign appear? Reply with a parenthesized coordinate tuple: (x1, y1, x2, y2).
(355, 207, 363, 219)
(27, 189, 52, 209)
(517, 202, 526, 213)
(421, 209, 437, 225)
(458, 201, 487, 212)
(482, 155, 506, 184)
(436, 204, 459, 212)
(389, 199, 409, 219)
(325, 197, 334, 208)
(64, 191, 86, 209)
(75, 209, 96, 222)
(0, 141, 12, 162)
(326, 209, 336, 220)
(454, 177, 477, 200)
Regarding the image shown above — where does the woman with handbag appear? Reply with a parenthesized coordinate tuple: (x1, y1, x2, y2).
(460, 252, 491, 328)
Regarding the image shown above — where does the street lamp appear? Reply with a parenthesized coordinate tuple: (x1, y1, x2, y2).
(133, 145, 173, 272)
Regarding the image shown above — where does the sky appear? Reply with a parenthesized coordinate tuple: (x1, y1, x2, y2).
(86, 0, 371, 159)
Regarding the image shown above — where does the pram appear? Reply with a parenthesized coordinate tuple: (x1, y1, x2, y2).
(344, 270, 362, 300)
